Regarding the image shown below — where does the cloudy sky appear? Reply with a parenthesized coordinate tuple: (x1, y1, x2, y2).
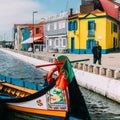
(0, 0, 81, 41)
(1, 0, 119, 41)
(115, 0, 120, 3)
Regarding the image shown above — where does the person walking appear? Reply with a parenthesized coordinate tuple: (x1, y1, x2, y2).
(92, 41, 102, 65)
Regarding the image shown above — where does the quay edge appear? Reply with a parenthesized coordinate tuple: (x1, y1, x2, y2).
(0, 48, 120, 104)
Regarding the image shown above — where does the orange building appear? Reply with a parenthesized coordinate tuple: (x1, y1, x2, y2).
(14, 21, 44, 52)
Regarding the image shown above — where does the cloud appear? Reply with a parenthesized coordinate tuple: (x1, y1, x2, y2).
(0, 0, 55, 41)
(0, 0, 81, 41)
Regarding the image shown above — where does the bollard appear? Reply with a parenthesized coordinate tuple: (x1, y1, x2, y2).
(114, 70, 120, 79)
(83, 64, 88, 71)
(100, 67, 106, 76)
(88, 64, 94, 72)
(106, 69, 114, 78)
(78, 63, 83, 70)
(73, 63, 78, 68)
(93, 66, 100, 74)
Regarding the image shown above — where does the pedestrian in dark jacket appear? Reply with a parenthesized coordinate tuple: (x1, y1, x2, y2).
(92, 41, 102, 65)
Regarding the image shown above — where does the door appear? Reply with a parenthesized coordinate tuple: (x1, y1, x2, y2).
(113, 37, 117, 51)
(86, 39, 96, 54)
(71, 37, 74, 53)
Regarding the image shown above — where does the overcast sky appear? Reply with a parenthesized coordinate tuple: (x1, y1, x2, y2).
(0, 0, 81, 41)
(115, 0, 120, 3)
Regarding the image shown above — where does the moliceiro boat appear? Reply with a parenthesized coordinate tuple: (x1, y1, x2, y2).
(0, 55, 91, 120)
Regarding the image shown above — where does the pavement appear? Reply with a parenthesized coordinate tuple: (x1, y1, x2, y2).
(2, 48, 120, 70)
(33, 51, 120, 70)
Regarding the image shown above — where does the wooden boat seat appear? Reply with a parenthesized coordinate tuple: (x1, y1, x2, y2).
(0, 84, 3, 90)
(2, 82, 38, 94)
(0, 82, 38, 97)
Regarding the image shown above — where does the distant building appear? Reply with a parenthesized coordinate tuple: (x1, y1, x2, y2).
(44, 12, 69, 53)
(14, 22, 44, 52)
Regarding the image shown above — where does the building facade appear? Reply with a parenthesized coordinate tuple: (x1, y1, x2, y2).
(14, 24, 30, 50)
(14, 22, 44, 52)
(44, 12, 69, 53)
(68, 10, 119, 54)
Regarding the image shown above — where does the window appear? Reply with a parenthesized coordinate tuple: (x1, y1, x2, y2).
(46, 40, 49, 46)
(112, 23, 118, 33)
(62, 38, 67, 47)
(68, 20, 77, 31)
(87, 40, 95, 49)
(73, 20, 78, 31)
(88, 20, 95, 36)
(59, 21, 65, 29)
(36, 28, 40, 34)
(54, 22, 57, 30)
(113, 24, 117, 33)
(49, 40, 52, 46)
(59, 22, 62, 29)
(55, 39, 59, 47)
(68, 21, 72, 31)
(62, 21, 65, 28)
(47, 24, 50, 31)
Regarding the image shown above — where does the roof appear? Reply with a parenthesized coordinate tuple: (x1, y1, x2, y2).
(108, 0, 120, 6)
(91, 9, 103, 14)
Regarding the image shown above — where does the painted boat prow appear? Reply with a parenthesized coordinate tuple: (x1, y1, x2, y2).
(0, 55, 91, 120)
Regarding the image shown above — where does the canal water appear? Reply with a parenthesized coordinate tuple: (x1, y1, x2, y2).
(0, 51, 120, 120)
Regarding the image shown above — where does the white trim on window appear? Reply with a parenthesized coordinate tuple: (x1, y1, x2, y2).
(49, 39, 52, 46)
(61, 38, 67, 47)
(59, 21, 65, 29)
(55, 38, 59, 47)
(47, 24, 50, 31)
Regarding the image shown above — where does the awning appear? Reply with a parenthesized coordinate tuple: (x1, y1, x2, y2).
(21, 37, 42, 44)
(45, 34, 67, 38)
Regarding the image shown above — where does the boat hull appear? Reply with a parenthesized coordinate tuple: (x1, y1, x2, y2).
(8, 104, 66, 120)
(0, 80, 69, 119)
(0, 55, 91, 120)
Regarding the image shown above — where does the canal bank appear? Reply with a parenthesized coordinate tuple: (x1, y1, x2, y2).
(1, 48, 120, 104)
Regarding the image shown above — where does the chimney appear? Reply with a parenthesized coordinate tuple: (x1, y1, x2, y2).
(69, 8, 73, 17)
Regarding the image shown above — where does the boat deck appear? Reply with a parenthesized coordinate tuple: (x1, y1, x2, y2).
(0, 80, 38, 97)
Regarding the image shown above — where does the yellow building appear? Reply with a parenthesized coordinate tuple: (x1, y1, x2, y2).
(68, 10, 119, 54)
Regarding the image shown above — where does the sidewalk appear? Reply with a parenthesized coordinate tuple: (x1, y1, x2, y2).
(34, 51, 120, 70)
(2, 48, 120, 70)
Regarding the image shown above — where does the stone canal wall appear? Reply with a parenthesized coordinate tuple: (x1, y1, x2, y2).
(1, 48, 120, 103)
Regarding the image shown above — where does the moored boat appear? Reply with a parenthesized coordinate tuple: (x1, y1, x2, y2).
(0, 55, 91, 120)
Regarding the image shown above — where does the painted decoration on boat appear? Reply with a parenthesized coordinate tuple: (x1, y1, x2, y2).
(47, 87, 68, 110)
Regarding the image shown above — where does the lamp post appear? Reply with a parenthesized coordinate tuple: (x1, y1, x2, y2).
(33, 11, 38, 53)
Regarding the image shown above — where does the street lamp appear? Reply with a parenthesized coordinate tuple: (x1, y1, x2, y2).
(33, 11, 38, 53)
